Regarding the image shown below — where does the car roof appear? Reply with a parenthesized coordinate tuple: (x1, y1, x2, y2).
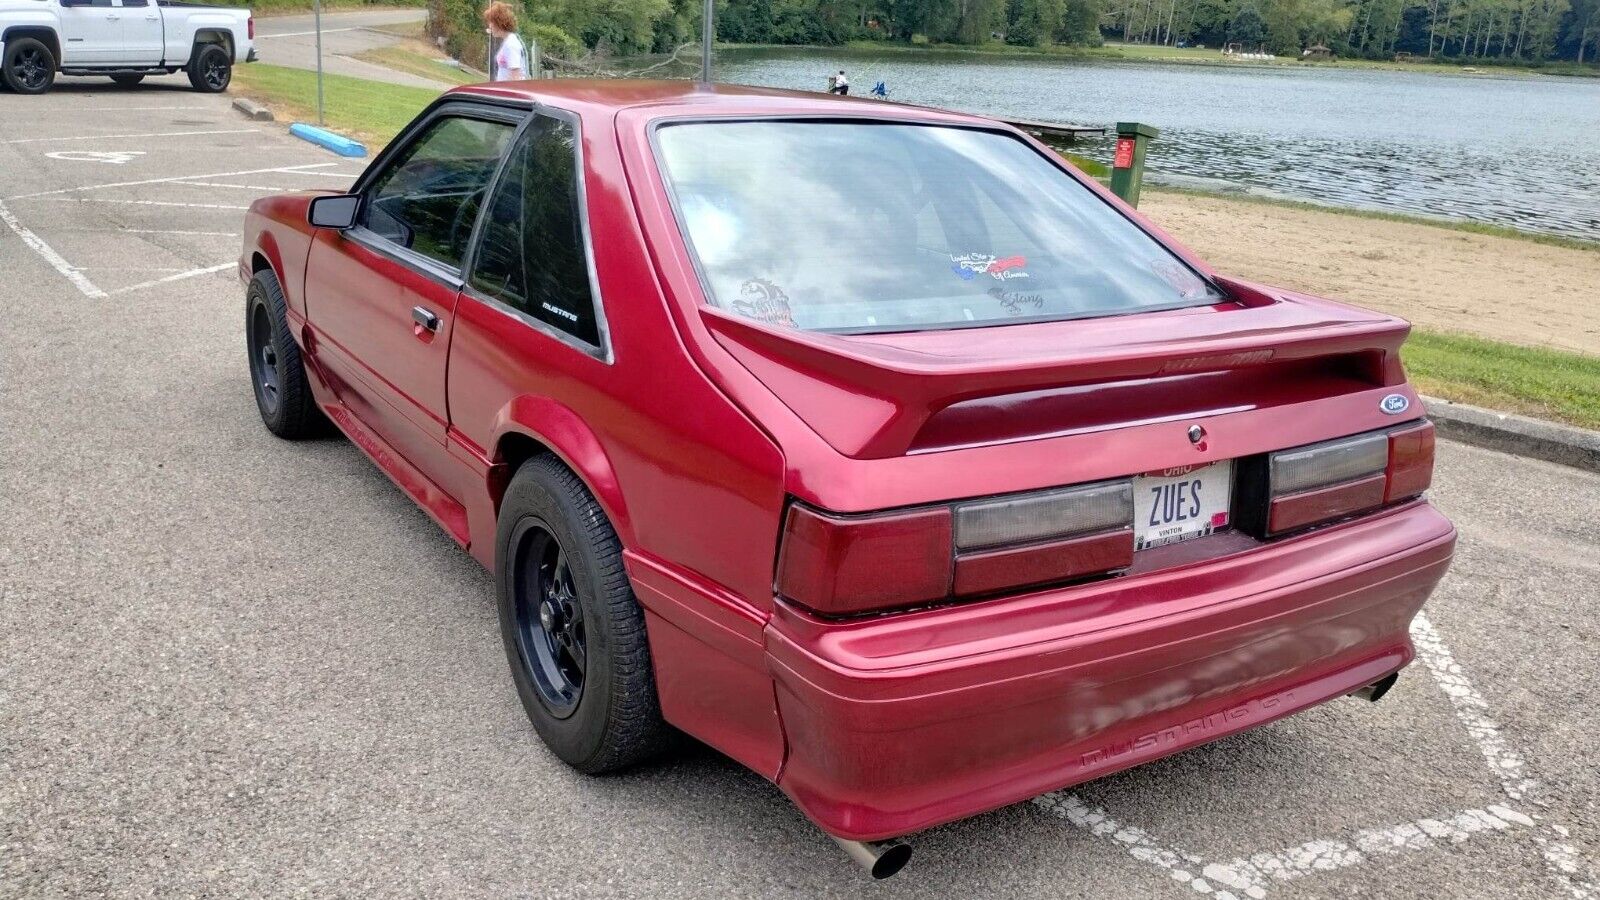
(446, 79, 992, 128)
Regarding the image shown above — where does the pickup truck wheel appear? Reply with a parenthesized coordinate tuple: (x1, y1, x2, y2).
(245, 269, 323, 439)
(2, 38, 57, 95)
(110, 74, 145, 87)
(187, 44, 231, 93)
(496, 456, 669, 774)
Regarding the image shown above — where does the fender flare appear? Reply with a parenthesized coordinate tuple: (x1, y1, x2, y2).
(249, 228, 296, 316)
(489, 395, 635, 548)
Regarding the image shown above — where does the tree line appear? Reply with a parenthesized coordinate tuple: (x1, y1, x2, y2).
(429, 0, 1600, 67)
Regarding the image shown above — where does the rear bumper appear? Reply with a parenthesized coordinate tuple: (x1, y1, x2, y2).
(765, 500, 1456, 841)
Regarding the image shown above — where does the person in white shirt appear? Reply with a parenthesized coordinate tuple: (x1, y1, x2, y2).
(484, 2, 527, 82)
(830, 70, 849, 95)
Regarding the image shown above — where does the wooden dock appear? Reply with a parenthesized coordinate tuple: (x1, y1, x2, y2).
(1000, 117, 1107, 142)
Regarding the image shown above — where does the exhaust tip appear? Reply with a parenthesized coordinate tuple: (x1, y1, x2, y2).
(869, 842, 913, 880)
(1352, 671, 1399, 702)
(830, 835, 913, 879)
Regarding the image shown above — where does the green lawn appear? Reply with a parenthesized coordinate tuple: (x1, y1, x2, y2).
(231, 63, 444, 143)
(353, 45, 481, 85)
(1403, 331, 1600, 429)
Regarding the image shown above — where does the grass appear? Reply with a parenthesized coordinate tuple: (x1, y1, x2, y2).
(1403, 331, 1600, 429)
(231, 63, 444, 143)
(1145, 184, 1600, 253)
(353, 45, 480, 85)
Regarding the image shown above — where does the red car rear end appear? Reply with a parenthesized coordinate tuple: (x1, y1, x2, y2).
(241, 82, 1454, 874)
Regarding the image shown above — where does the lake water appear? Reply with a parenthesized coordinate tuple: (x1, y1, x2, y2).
(709, 47, 1600, 241)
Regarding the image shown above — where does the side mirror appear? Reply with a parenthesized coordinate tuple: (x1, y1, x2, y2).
(308, 194, 359, 230)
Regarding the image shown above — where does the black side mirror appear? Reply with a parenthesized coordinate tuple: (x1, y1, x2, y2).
(308, 194, 359, 230)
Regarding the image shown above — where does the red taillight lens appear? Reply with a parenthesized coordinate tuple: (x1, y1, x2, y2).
(775, 505, 953, 615)
(1385, 420, 1435, 502)
(1266, 419, 1435, 535)
(248, 16, 255, 39)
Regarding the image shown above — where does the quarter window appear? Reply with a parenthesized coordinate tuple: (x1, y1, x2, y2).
(469, 115, 601, 348)
(361, 115, 515, 271)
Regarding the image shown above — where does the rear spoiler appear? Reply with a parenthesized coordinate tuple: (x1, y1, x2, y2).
(704, 278, 1412, 459)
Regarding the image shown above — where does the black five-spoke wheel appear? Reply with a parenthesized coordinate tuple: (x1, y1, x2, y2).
(11, 47, 49, 91)
(248, 302, 281, 418)
(2, 38, 56, 95)
(511, 519, 588, 717)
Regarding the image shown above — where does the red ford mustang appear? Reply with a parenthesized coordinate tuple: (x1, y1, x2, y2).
(239, 80, 1454, 878)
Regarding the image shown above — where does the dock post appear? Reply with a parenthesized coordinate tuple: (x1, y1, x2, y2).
(1109, 122, 1159, 207)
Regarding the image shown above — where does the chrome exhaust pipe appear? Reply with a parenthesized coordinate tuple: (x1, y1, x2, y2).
(1352, 671, 1399, 702)
(831, 835, 913, 879)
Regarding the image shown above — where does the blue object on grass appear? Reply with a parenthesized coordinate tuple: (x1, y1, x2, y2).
(289, 123, 368, 158)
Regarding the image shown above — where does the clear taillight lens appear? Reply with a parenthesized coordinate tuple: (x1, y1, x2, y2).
(1270, 433, 1388, 494)
(954, 480, 1132, 551)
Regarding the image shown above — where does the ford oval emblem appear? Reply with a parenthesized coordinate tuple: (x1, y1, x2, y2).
(1380, 394, 1410, 415)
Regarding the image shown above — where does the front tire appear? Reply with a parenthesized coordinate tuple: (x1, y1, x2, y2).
(245, 269, 322, 439)
(187, 44, 231, 93)
(496, 456, 669, 774)
(2, 38, 57, 95)
(111, 73, 145, 87)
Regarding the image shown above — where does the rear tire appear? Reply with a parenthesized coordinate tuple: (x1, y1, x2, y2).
(496, 456, 670, 774)
(187, 43, 231, 93)
(110, 73, 145, 87)
(2, 38, 57, 95)
(245, 269, 323, 439)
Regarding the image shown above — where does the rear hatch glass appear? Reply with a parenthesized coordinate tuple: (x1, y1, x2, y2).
(653, 120, 1224, 334)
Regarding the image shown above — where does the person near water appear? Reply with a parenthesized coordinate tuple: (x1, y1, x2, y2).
(484, 2, 527, 81)
(830, 70, 849, 95)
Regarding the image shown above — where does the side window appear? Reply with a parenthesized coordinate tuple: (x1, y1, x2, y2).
(361, 115, 515, 270)
(119, 0, 150, 7)
(469, 115, 602, 348)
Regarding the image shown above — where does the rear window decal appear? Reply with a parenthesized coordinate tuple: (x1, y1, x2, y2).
(734, 278, 797, 328)
(950, 253, 1030, 282)
(988, 287, 1044, 315)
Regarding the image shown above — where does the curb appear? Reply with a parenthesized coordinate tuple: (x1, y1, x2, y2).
(1422, 396, 1600, 473)
(288, 123, 367, 158)
(231, 97, 274, 122)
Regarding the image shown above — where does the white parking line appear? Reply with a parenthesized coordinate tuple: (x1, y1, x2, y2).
(5, 163, 338, 201)
(173, 181, 296, 192)
(55, 198, 252, 210)
(109, 263, 235, 296)
(60, 228, 241, 237)
(1034, 615, 1597, 898)
(3, 129, 257, 145)
(69, 106, 210, 112)
(0, 199, 106, 299)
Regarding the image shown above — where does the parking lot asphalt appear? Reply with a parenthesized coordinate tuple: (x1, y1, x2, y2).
(1, 84, 1597, 899)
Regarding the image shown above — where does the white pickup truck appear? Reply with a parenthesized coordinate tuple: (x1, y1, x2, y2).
(0, 0, 254, 95)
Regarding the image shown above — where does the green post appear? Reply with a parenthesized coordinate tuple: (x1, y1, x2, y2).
(1109, 121, 1159, 207)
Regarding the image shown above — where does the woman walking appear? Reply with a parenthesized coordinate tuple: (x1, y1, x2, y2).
(484, 2, 527, 81)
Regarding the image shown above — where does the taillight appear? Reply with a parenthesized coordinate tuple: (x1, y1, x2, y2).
(247, 17, 255, 39)
(777, 480, 1137, 615)
(1265, 420, 1434, 535)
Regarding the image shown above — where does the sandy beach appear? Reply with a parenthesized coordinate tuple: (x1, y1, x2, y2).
(1141, 192, 1600, 356)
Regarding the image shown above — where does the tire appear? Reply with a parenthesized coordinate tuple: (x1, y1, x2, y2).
(110, 73, 145, 87)
(496, 455, 669, 774)
(187, 43, 231, 93)
(245, 269, 323, 439)
(2, 38, 57, 95)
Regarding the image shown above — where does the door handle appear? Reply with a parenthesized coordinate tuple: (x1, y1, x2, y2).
(411, 306, 441, 332)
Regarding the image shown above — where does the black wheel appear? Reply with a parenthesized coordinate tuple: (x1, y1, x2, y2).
(187, 44, 231, 93)
(496, 455, 669, 773)
(2, 38, 57, 95)
(245, 269, 323, 439)
(110, 73, 145, 87)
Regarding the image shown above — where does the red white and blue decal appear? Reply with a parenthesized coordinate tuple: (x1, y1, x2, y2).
(951, 253, 1030, 281)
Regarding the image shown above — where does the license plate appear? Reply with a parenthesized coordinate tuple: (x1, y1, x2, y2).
(1133, 461, 1233, 551)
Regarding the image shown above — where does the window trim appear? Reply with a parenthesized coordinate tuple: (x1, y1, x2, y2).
(645, 114, 1231, 335)
(460, 103, 614, 365)
(342, 98, 531, 290)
